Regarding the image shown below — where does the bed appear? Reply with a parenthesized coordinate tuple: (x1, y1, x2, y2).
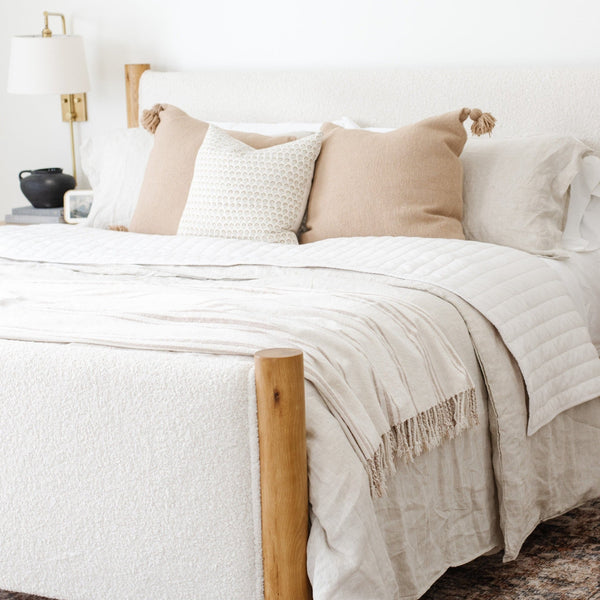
(0, 65, 599, 600)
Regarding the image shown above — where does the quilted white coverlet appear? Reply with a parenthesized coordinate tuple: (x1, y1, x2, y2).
(1, 224, 599, 435)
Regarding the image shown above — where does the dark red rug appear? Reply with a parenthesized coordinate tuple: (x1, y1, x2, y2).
(1, 498, 598, 600)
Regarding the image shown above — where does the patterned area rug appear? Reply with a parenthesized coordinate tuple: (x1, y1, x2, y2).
(423, 498, 600, 600)
(0, 499, 598, 600)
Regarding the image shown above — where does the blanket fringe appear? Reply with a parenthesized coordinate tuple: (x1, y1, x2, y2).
(367, 388, 478, 497)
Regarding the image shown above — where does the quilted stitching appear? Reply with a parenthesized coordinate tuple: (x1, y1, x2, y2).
(1, 224, 599, 435)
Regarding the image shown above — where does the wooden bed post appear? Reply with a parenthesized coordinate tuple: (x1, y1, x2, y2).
(125, 63, 150, 128)
(255, 349, 311, 600)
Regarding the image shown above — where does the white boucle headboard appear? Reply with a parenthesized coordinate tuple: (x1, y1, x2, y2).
(138, 66, 600, 148)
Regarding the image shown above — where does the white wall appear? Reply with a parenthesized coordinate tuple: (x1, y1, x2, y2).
(1, 0, 598, 215)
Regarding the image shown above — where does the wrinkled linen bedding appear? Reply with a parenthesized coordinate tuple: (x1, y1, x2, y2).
(0, 225, 599, 600)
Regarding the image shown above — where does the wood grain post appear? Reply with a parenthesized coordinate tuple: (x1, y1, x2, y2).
(254, 349, 311, 600)
(125, 63, 150, 128)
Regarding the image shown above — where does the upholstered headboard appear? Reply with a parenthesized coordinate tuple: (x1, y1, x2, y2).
(137, 66, 600, 148)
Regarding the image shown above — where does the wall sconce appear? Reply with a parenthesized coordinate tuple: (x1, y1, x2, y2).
(7, 11, 90, 185)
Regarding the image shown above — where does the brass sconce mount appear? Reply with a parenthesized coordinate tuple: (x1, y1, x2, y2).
(40, 11, 88, 183)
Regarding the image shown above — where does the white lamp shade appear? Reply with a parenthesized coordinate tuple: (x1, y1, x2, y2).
(8, 35, 90, 95)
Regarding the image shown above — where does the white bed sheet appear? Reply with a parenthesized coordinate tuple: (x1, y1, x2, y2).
(542, 249, 600, 354)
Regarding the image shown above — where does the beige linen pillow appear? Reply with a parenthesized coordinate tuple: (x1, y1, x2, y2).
(129, 105, 296, 235)
(461, 135, 593, 256)
(178, 126, 322, 243)
(301, 108, 493, 243)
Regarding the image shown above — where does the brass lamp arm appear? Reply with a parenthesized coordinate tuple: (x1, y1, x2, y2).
(39, 10, 87, 184)
(42, 12, 67, 37)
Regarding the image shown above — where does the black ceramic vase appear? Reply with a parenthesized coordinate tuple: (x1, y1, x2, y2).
(19, 168, 76, 209)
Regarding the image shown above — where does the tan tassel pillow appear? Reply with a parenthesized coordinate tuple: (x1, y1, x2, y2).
(129, 105, 296, 235)
(301, 108, 494, 243)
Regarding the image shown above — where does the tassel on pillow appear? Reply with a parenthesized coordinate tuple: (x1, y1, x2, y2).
(141, 104, 167, 134)
(460, 107, 496, 136)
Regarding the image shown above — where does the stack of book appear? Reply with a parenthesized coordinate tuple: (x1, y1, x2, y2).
(4, 205, 65, 225)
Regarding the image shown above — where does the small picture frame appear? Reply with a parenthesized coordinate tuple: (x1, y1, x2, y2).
(63, 189, 93, 224)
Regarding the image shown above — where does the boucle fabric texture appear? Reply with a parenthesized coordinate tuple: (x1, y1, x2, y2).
(129, 104, 296, 235)
(301, 109, 471, 243)
(178, 126, 322, 243)
(0, 341, 263, 600)
(3, 497, 598, 599)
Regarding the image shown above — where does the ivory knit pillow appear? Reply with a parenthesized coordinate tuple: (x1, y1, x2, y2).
(129, 105, 296, 235)
(301, 108, 494, 243)
(177, 126, 322, 244)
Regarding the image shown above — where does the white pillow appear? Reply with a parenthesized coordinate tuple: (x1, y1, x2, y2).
(211, 117, 356, 137)
(563, 154, 600, 251)
(581, 196, 600, 251)
(177, 126, 322, 244)
(461, 135, 592, 257)
(81, 127, 154, 229)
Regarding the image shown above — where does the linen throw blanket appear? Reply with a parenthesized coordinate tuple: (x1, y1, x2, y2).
(0, 258, 475, 496)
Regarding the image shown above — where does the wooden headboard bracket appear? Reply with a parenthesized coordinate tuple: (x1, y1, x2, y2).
(125, 63, 151, 127)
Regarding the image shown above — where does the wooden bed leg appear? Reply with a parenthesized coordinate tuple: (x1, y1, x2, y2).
(255, 349, 312, 600)
(125, 63, 150, 128)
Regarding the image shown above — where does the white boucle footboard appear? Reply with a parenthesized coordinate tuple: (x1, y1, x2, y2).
(0, 340, 263, 600)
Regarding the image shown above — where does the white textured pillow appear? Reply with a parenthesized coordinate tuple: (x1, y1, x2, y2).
(177, 126, 322, 243)
(81, 127, 154, 229)
(462, 135, 592, 256)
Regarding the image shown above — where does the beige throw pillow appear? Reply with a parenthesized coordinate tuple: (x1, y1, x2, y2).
(129, 105, 296, 235)
(177, 126, 322, 244)
(301, 109, 486, 243)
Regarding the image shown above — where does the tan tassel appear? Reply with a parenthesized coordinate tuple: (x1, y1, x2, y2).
(141, 103, 166, 134)
(467, 107, 496, 136)
(109, 225, 128, 232)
